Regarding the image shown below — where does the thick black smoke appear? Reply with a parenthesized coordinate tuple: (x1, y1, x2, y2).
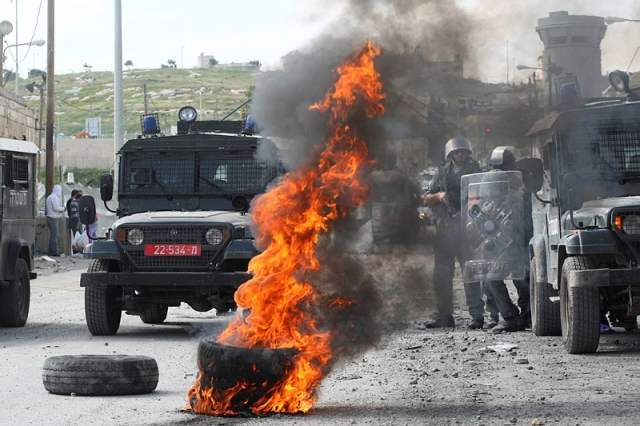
(247, 1, 471, 362)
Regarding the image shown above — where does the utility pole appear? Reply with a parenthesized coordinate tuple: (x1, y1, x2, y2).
(143, 83, 148, 114)
(45, 0, 55, 196)
(506, 40, 509, 85)
(114, 0, 124, 159)
(36, 86, 44, 185)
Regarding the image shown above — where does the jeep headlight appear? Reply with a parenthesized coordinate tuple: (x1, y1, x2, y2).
(205, 228, 224, 245)
(621, 214, 640, 235)
(127, 228, 144, 245)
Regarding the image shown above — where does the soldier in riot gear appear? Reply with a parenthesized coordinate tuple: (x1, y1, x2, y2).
(423, 137, 486, 329)
(483, 146, 531, 333)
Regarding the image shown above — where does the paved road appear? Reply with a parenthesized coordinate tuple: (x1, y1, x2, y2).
(1, 257, 228, 426)
(2, 253, 639, 426)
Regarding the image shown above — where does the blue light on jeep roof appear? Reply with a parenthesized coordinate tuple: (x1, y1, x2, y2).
(140, 113, 160, 136)
(143, 115, 158, 133)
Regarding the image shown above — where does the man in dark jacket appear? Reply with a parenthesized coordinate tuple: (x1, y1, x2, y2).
(423, 137, 486, 329)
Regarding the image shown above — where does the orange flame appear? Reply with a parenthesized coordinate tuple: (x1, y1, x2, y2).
(186, 40, 385, 415)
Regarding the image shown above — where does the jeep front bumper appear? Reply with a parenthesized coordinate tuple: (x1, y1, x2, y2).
(80, 271, 252, 288)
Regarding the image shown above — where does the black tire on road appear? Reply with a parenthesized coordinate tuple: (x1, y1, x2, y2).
(140, 304, 168, 324)
(85, 259, 122, 335)
(560, 256, 600, 354)
(530, 256, 561, 336)
(42, 355, 159, 396)
(0, 259, 30, 327)
(194, 337, 296, 412)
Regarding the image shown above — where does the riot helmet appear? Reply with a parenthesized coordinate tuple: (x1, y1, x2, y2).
(444, 137, 473, 159)
(489, 146, 517, 170)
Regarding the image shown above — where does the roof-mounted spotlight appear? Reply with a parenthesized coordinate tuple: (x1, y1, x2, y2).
(609, 69, 630, 93)
(178, 106, 198, 123)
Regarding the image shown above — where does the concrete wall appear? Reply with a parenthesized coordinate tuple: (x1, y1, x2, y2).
(35, 137, 115, 170)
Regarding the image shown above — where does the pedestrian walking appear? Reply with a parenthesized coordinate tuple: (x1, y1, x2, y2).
(45, 185, 67, 256)
(423, 137, 486, 329)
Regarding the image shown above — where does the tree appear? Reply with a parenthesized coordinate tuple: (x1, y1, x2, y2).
(207, 58, 218, 68)
(83, 63, 92, 72)
(124, 60, 133, 70)
(248, 60, 261, 69)
(167, 59, 176, 68)
(28, 68, 46, 79)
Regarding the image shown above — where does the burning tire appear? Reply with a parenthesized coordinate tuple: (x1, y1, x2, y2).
(42, 355, 159, 396)
(140, 304, 168, 324)
(0, 259, 30, 327)
(85, 260, 122, 335)
(530, 256, 561, 336)
(194, 336, 296, 412)
(560, 256, 600, 354)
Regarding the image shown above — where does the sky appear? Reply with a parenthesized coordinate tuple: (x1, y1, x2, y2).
(2, 0, 640, 83)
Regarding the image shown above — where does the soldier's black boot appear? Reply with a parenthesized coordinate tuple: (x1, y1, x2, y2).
(468, 318, 484, 330)
(491, 316, 526, 333)
(425, 315, 455, 329)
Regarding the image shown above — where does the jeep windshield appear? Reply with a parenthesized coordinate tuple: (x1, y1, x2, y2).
(121, 151, 280, 197)
(550, 127, 640, 201)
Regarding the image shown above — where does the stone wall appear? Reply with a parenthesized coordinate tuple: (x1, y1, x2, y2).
(0, 86, 38, 141)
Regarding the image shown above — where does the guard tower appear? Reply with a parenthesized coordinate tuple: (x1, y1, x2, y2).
(536, 11, 607, 104)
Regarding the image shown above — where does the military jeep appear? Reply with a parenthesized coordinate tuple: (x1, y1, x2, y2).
(527, 71, 640, 353)
(0, 138, 38, 327)
(79, 108, 282, 335)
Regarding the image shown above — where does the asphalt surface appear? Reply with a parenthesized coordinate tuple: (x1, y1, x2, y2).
(1, 251, 639, 426)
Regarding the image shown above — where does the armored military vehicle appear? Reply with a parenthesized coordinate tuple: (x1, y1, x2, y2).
(0, 138, 38, 327)
(526, 71, 640, 353)
(79, 107, 282, 335)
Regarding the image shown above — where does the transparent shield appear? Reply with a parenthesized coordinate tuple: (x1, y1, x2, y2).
(461, 171, 526, 282)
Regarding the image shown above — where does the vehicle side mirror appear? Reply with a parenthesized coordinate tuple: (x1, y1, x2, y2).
(563, 173, 584, 211)
(100, 174, 114, 201)
(515, 158, 543, 193)
(79, 195, 96, 226)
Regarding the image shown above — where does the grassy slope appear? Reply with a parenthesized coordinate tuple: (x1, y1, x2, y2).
(22, 67, 255, 138)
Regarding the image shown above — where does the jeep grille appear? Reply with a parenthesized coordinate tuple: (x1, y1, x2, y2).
(118, 225, 230, 270)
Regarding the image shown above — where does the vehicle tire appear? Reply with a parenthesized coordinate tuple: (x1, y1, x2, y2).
(560, 256, 600, 354)
(42, 355, 158, 396)
(530, 256, 561, 336)
(193, 337, 295, 412)
(85, 260, 122, 335)
(0, 259, 30, 327)
(140, 304, 168, 324)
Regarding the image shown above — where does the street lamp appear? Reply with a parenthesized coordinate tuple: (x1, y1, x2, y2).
(2, 39, 46, 94)
(0, 20, 14, 85)
(605, 16, 640, 25)
(517, 64, 564, 108)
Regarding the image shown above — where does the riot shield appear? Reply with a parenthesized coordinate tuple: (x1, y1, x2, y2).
(460, 170, 526, 283)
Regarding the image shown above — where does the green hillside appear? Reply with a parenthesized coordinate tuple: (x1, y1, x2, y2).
(22, 67, 255, 138)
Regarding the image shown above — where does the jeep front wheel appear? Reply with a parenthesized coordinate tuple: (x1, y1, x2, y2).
(85, 260, 122, 335)
(0, 259, 30, 327)
(560, 256, 600, 354)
